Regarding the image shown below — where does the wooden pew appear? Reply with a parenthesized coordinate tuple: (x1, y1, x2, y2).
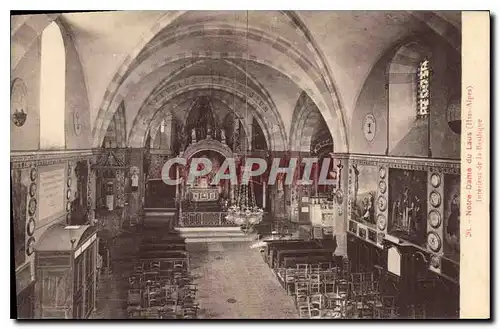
(139, 243, 186, 253)
(269, 244, 321, 268)
(276, 249, 333, 269)
(266, 242, 320, 268)
(282, 255, 334, 268)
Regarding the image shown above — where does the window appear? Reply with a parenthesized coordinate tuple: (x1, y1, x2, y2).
(387, 42, 431, 156)
(40, 22, 65, 149)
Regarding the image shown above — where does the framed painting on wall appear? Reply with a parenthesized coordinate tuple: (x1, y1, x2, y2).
(388, 168, 428, 247)
(351, 164, 378, 228)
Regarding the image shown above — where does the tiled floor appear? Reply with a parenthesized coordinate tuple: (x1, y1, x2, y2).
(91, 231, 298, 319)
(188, 242, 298, 319)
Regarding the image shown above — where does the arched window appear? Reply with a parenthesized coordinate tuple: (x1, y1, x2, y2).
(387, 42, 431, 156)
(40, 22, 65, 149)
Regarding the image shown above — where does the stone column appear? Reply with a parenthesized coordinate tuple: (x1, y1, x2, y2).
(333, 155, 349, 257)
(87, 158, 97, 224)
(127, 148, 145, 223)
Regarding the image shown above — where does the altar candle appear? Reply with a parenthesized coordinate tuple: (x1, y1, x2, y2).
(263, 182, 266, 208)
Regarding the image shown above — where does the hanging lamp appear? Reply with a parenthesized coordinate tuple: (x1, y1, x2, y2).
(224, 11, 264, 233)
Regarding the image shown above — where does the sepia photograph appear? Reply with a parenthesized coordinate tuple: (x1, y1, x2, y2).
(9, 9, 490, 320)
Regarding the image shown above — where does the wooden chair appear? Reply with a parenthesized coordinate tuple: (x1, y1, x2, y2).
(150, 260, 161, 271)
(285, 268, 297, 294)
(134, 262, 144, 272)
(371, 296, 397, 319)
(350, 282, 371, 318)
(296, 263, 309, 274)
(322, 271, 337, 294)
(295, 281, 309, 304)
(128, 289, 142, 307)
(319, 262, 332, 271)
(298, 304, 310, 319)
(309, 294, 323, 310)
(309, 274, 322, 294)
(310, 263, 321, 273)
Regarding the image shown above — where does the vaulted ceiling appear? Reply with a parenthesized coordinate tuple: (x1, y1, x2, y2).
(11, 10, 461, 152)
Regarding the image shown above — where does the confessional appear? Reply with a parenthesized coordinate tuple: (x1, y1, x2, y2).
(34, 224, 98, 319)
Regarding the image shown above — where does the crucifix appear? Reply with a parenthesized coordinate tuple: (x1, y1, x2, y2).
(336, 160, 344, 182)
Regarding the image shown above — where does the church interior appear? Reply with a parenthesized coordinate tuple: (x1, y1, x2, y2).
(11, 10, 462, 319)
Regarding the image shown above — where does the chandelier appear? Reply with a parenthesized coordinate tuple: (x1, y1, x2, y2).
(224, 11, 264, 234)
(225, 181, 264, 233)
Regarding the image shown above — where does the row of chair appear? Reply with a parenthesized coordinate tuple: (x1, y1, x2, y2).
(268, 256, 402, 319)
(127, 237, 198, 319)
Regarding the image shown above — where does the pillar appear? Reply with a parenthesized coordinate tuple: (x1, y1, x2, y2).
(333, 155, 349, 257)
(127, 148, 145, 223)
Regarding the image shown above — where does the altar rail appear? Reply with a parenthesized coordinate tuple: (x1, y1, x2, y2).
(178, 211, 237, 227)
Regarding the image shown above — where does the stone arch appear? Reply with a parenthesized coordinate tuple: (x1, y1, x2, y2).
(127, 57, 279, 135)
(407, 11, 460, 52)
(114, 101, 127, 147)
(147, 95, 252, 148)
(386, 41, 432, 154)
(91, 20, 346, 152)
(91, 25, 312, 149)
(94, 51, 333, 151)
(11, 13, 60, 70)
(288, 92, 328, 153)
(128, 88, 271, 150)
(182, 139, 234, 161)
(126, 75, 285, 150)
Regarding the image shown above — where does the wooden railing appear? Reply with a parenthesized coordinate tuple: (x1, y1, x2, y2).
(178, 211, 237, 227)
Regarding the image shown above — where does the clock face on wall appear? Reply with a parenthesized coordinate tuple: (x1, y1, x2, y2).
(430, 191, 442, 208)
(430, 173, 441, 188)
(378, 180, 387, 194)
(379, 167, 386, 179)
(362, 114, 376, 142)
(427, 232, 442, 252)
(377, 196, 387, 212)
(429, 210, 442, 228)
(377, 214, 387, 230)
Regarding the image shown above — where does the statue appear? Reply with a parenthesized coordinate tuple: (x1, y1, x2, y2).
(191, 128, 196, 143)
(207, 126, 212, 139)
(221, 129, 226, 144)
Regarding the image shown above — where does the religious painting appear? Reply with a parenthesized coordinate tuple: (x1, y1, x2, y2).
(443, 174, 460, 262)
(351, 164, 378, 228)
(11, 168, 29, 268)
(388, 168, 427, 246)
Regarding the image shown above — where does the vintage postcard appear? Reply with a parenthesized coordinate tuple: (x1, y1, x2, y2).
(10, 10, 489, 319)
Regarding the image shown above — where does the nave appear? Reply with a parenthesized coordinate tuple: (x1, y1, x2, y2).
(11, 11, 469, 320)
(91, 228, 298, 319)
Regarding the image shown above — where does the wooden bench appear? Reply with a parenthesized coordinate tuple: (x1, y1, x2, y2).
(267, 242, 320, 268)
(139, 244, 186, 253)
(282, 255, 334, 268)
(276, 249, 333, 269)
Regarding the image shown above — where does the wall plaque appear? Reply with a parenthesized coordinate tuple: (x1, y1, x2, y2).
(11, 78, 28, 127)
(39, 166, 65, 221)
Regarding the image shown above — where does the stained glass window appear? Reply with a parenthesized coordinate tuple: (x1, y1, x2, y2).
(416, 58, 430, 118)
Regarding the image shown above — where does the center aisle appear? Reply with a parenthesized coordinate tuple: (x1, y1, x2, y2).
(187, 242, 299, 319)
